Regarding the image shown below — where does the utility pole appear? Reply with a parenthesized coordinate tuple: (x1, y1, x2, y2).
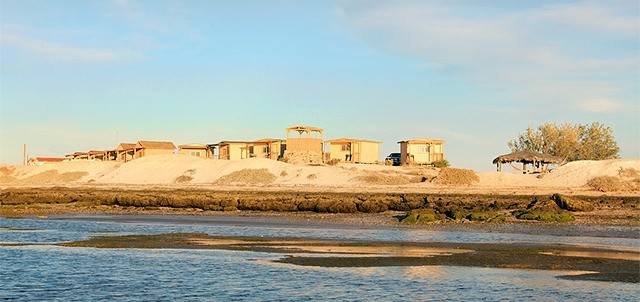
(23, 144, 27, 165)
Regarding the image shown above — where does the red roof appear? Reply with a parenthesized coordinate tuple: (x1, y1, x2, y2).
(35, 157, 66, 162)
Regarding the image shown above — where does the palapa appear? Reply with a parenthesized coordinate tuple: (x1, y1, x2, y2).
(492, 150, 561, 164)
(492, 150, 562, 173)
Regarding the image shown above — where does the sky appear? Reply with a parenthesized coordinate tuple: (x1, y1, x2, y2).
(1, 0, 638, 171)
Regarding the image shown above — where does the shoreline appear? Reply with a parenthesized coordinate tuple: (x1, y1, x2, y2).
(1, 186, 638, 225)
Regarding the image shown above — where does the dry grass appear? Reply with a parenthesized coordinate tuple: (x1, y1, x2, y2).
(17, 170, 88, 184)
(353, 172, 421, 185)
(433, 168, 479, 186)
(214, 169, 277, 186)
(587, 176, 631, 192)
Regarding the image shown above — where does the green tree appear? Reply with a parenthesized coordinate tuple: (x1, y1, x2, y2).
(508, 122, 619, 161)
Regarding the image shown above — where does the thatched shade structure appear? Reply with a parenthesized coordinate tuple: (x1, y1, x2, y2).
(492, 150, 562, 173)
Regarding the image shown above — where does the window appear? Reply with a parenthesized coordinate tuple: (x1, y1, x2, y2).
(418, 146, 430, 154)
(263, 147, 268, 153)
(191, 151, 201, 157)
(341, 144, 350, 151)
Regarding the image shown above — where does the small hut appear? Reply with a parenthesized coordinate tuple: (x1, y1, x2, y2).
(492, 150, 562, 173)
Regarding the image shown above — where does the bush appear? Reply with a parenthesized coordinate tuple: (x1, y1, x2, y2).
(432, 160, 450, 168)
(327, 158, 341, 166)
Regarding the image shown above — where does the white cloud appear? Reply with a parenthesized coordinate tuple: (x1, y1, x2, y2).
(577, 98, 625, 113)
(337, 0, 639, 113)
(0, 31, 141, 62)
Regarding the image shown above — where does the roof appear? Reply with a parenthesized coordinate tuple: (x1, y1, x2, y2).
(34, 157, 66, 162)
(397, 138, 445, 144)
(209, 141, 252, 147)
(325, 138, 381, 144)
(178, 144, 208, 149)
(492, 150, 562, 164)
(285, 125, 324, 132)
(251, 138, 285, 144)
(88, 150, 105, 155)
(136, 141, 176, 150)
(116, 143, 136, 150)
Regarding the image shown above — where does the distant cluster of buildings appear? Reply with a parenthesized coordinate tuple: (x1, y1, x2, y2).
(27, 125, 445, 166)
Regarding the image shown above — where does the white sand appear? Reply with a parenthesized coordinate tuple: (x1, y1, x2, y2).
(1, 155, 638, 194)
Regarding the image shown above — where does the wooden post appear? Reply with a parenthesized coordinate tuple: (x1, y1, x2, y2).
(522, 162, 527, 174)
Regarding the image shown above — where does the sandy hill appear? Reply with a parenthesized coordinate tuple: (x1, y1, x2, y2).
(1, 155, 638, 195)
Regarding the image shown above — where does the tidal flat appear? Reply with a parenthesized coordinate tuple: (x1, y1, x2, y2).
(57, 232, 640, 283)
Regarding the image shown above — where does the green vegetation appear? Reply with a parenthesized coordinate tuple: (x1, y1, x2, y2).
(513, 210, 574, 222)
(431, 159, 450, 168)
(401, 209, 446, 223)
(508, 122, 619, 161)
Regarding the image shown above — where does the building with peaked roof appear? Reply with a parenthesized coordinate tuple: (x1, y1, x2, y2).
(65, 152, 89, 161)
(134, 141, 176, 159)
(116, 143, 136, 162)
(326, 138, 380, 164)
(178, 144, 211, 158)
(398, 138, 445, 165)
(88, 150, 106, 161)
(27, 157, 66, 166)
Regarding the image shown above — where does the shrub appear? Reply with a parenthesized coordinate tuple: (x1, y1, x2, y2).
(327, 158, 341, 166)
(432, 160, 450, 168)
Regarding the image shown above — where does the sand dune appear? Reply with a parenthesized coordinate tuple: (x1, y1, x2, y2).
(1, 155, 638, 195)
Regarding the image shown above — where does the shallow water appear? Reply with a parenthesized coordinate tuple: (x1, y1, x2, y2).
(1, 215, 638, 301)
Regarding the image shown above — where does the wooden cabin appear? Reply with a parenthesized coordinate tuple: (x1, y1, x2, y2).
(326, 138, 380, 164)
(398, 138, 445, 165)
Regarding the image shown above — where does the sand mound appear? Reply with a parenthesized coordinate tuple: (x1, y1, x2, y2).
(1, 156, 638, 194)
(214, 169, 277, 186)
(96, 155, 289, 185)
(478, 159, 640, 191)
(433, 168, 479, 186)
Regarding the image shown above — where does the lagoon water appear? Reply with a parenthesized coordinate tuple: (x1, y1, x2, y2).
(1, 215, 638, 301)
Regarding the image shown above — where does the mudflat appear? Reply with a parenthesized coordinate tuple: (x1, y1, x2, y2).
(53, 232, 640, 283)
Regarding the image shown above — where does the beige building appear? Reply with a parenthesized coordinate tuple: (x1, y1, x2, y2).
(211, 141, 250, 160)
(65, 152, 89, 160)
(116, 143, 136, 162)
(88, 150, 105, 161)
(326, 138, 380, 164)
(246, 138, 287, 160)
(284, 125, 324, 163)
(398, 138, 445, 165)
(178, 144, 211, 158)
(134, 141, 176, 158)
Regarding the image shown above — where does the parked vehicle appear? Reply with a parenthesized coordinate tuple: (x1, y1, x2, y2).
(385, 153, 401, 166)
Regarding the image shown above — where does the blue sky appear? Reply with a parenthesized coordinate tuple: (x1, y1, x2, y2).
(1, 0, 638, 171)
